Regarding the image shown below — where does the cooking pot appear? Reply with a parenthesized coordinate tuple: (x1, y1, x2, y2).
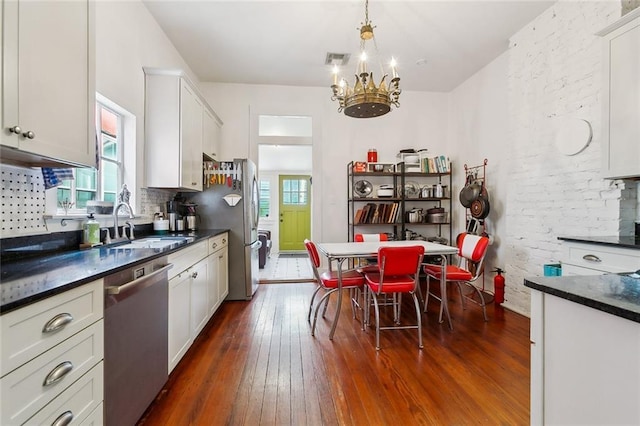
(427, 211, 447, 223)
(459, 177, 481, 207)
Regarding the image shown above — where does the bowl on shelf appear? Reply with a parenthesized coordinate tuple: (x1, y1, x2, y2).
(377, 184, 394, 197)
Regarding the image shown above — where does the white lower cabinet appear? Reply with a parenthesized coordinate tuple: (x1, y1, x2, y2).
(0, 280, 104, 425)
(168, 272, 193, 373)
(24, 361, 103, 426)
(561, 240, 640, 275)
(530, 290, 640, 425)
(168, 235, 229, 373)
(190, 259, 210, 338)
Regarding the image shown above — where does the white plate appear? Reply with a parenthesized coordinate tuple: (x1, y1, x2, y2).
(555, 118, 592, 156)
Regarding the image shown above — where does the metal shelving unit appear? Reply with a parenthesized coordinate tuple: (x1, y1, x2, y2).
(347, 161, 453, 243)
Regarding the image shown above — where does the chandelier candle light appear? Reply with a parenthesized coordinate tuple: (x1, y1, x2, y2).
(331, 0, 401, 118)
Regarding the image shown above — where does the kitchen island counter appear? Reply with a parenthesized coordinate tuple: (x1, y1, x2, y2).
(0, 229, 228, 314)
(524, 273, 640, 323)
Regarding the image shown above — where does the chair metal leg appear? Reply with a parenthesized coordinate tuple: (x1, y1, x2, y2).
(308, 285, 323, 322)
(370, 292, 381, 350)
(311, 289, 337, 337)
(411, 292, 423, 349)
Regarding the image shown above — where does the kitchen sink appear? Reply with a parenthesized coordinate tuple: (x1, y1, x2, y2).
(103, 236, 195, 250)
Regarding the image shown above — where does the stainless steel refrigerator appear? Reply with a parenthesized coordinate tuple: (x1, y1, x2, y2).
(187, 158, 260, 300)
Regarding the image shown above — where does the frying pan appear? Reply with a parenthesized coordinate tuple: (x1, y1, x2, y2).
(459, 175, 481, 208)
(470, 183, 490, 219)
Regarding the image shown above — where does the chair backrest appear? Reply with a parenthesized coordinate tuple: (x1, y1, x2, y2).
(355, 233, 388, 242)
(456, 233, 490, 278)
(303, 239, 323, 282)
(378, 245, 424, 277)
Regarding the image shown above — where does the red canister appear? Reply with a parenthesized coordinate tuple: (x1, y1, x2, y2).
(367, 149, 378, 163)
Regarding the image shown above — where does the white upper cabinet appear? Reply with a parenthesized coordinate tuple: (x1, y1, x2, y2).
(203, 106, 222, 161)
(144, 69, 222, 191)
(599, 10, 640, 179)
(0, 0, 96, 168)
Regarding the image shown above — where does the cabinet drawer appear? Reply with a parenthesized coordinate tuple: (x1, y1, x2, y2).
(24, 362, 103, 426)
(80, 401, 103, 425)
(208, 232, 228, 255)
(563, 243, 640, 273)
(1, 280, 103, 377)
(1, 321, 104, 425)
(168, 240, 208, 279)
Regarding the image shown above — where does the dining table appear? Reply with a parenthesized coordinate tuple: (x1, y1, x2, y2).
(315, 240, 459, 339)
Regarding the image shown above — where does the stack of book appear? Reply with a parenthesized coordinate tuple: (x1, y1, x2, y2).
(420, 155, 450, 173)
(355, 202, 400, 224)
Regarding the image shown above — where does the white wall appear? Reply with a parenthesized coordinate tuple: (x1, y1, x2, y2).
(450, 1, 629, 315)
(95, 0, 197, 212)
(199, 83, 451, 245)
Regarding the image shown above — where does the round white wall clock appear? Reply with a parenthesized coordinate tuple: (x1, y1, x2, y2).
(555, 118, 592, 156)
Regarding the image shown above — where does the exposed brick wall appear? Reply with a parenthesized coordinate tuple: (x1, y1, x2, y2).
(504, 1, 622, 314)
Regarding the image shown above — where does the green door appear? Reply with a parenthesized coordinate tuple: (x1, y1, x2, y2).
(279, 175, 311, 251)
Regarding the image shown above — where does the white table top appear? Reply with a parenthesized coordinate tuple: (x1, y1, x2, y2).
(316, 240, 458, 259)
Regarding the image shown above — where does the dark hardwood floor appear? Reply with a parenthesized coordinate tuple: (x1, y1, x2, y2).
(139, 282, 530, 425)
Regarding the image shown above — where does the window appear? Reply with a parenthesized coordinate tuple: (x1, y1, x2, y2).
(259, 180, 270, 217)
(57, 101, 123, 211)
(282, 178, 308, 205)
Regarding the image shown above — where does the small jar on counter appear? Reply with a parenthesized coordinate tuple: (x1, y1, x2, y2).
(367, 149, 378, 163)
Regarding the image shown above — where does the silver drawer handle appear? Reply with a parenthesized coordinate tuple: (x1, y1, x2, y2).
(51, 410, 74, 426)
(583, 254, 602, 262)
(43, 361, 73, 387)
(42, 313, 74, 333)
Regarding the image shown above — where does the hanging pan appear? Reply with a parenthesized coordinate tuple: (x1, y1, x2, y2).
(470, 183, 490, 219)
(459, 174, 482, 208)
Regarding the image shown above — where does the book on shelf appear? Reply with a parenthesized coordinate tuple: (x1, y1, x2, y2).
(421, 155, 450, 173)
(354, 202, 400, 224)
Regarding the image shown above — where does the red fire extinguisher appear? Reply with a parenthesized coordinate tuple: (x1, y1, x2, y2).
(493, 268, 505, 304)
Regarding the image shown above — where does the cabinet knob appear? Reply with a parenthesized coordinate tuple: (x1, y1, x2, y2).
(212, 242, 217, 249)
(222, 239, 226, 244)
(8, 125, 22, 134)
(22, 130, 35, 139)
(191, 271, 198, 279)
(192, 182, 198, 186)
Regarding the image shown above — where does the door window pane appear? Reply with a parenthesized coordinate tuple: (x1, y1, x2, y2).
(282, 178, 308, 205)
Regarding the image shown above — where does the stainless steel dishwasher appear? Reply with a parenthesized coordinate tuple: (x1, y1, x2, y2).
(104, 256, 172, 426)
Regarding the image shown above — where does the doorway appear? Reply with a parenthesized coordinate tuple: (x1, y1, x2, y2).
(257, 115, 313, 282)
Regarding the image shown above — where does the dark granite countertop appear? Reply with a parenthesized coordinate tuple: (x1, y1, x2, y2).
(524, 273, 640, 324)
(0, 229, 228, 314)
(558, 235, 640, 250)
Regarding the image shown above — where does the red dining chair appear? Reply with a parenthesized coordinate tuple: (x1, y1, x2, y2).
(354, 233, 388, 274)
(423, 233, 490, 321)
(363, 245, 425, 350)
(304, 239, 366, 338)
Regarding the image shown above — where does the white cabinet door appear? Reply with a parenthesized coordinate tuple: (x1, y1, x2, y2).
(600, 11, 640, 179)
(1, 0, 95, 167)
(180, 80, 203, 191)
(217, 246, 229, 303)
(189, 259, 209, 337)
(207, 253, 219, 317)
(168, 272, 191, 373)
(144, 71, 203, 191)
(203, 107, 221, 160)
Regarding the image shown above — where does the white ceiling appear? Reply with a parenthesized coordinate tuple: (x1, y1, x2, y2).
(143, 0, 555, 92)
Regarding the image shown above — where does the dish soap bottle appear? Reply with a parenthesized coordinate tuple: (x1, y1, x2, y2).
(83, 213, 100, 245)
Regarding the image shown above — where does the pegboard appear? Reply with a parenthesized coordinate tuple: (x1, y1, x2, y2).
(1, 165, 47, 234)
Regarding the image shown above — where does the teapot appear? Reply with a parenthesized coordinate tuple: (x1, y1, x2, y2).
(407, 208, 424, 223)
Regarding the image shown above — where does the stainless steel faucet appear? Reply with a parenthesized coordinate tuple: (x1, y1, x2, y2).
(113, 184, 135, 241)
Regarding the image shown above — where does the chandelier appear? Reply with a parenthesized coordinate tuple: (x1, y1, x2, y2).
(330, 0, 401, 118)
